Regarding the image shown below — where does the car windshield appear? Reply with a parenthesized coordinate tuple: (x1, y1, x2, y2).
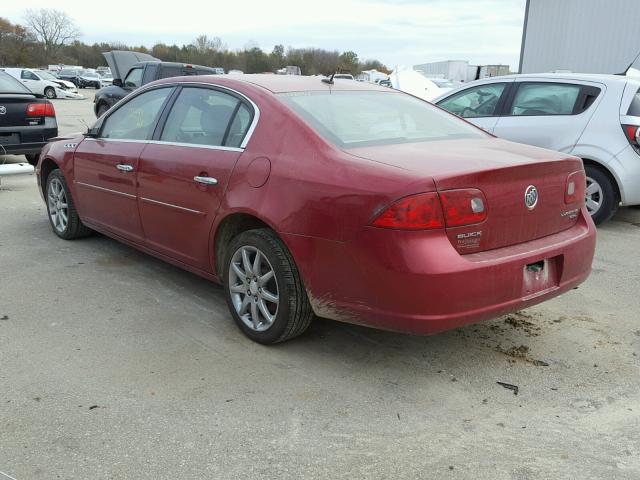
(82, 71, 99, 78)
(60, 70, 77, 76)
(36, 70, 57, 81)
(0, 71, 31, 94)
(279, 90, 486, 148)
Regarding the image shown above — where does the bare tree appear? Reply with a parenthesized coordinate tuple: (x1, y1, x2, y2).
(24, 9, 80, 60)
(192, 35, 223, 54)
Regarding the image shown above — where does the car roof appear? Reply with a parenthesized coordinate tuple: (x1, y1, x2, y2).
(477, 72, 637, 85)
(212, 74, 390, 93)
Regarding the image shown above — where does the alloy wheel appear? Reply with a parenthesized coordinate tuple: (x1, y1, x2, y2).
(48, 178, 69, 233)
(585, 176, 603, 216)
(228, 246, 279, 332)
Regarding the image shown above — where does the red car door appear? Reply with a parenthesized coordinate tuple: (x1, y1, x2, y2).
(137, 86, 254, 270)
(73, 87, 174, 242)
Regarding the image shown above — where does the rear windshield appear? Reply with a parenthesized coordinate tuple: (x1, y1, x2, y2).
(0, 71, 31, 94)
(627, 88, 640, 116)
(279, 91, 486, 148)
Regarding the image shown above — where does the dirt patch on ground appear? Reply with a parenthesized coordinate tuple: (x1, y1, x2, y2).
(496, 343, 549, 366)
(503, 312, 541, 337)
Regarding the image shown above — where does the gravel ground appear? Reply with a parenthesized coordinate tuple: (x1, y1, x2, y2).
(0, 90, 639, 480)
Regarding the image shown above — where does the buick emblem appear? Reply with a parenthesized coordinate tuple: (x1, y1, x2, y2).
(524, 185, 539, 210)
(0, 106, 6, 115)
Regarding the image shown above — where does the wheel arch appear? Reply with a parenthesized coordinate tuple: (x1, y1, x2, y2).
(39, 157, 60, 197)
(212, 212, 277, 278)
(581, 157, 622, 203)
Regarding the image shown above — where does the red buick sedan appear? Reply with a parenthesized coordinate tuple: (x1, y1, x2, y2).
(36, 75, 596, 343)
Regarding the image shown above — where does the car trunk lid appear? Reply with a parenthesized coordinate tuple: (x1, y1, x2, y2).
(347, 138, 585, 254)
(0, 94, 41, 127)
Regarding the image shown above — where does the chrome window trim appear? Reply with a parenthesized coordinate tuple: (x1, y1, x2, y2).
(74, 181, 136, 199)
(139, 196, 205, 215)
(96, 81, 260, 150)
(83, 137, 243, 153)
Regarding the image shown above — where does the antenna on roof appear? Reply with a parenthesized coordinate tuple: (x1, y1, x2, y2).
(322, 72, 336, 85)
(617, 48, 640, 76)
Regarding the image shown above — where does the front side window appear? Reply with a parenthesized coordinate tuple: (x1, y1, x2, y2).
(510, 83, 581, 116)
(100, 87, 171, 140)
(123, 68, 144, 88)
(280, 91, 486, 148)
(21, 70, 39, 80)
(438, 83, 507, 118)
(160, 87, 247, 147)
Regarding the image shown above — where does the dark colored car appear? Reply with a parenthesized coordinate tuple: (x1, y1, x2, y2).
(0, 70, 57, 165)
(76, 70, 102, 89)
(36, 75, 595, 344)
(94, 51, 218, 117)
(57, 69, 82, 87)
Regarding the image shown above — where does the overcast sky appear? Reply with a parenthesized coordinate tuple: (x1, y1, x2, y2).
(6, 0, 527, 69)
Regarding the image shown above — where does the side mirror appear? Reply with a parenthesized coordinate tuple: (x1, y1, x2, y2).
(112, 78, 123, 87)
(84, 127, 100, 138)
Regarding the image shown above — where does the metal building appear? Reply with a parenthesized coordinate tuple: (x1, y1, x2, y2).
(519, 0, 640, 74)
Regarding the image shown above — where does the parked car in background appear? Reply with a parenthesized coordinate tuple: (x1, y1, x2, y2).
(36, 75, 594, 344)
(1, 68, 82, 99)
(94, 50, 220, 117)
(77, 70, 102, 89)
(97, 71, 113, 87)
(57, 69, 83, 87)
(0, 70, 57, 166)
(435, 73, 640, 224)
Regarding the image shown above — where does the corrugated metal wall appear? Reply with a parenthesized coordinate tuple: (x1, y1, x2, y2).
(520, 0, 640, 74)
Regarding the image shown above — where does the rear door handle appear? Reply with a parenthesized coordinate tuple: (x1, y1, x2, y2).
(194, 176, 218, 186)
(116, 164, 134, 172)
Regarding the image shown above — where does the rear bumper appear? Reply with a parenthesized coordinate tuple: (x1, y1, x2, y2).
(0, 120, 57, 156)
(284, 208, 596, 335)
(612, 145, 640, 205)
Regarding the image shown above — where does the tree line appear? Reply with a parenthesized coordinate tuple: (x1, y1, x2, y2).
(0, 10, 389, 76)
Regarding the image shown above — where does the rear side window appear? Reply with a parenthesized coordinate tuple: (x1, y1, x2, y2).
(510, 83, 581, 116)
(627, 88, 640, 116)
(142, 64, 158, 84)
(160, 87, 247, 147)
(158, 66, 182, 79)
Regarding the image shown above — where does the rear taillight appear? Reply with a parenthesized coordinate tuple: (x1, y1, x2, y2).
(26, 102, 55, 117)
(371, 189, 488, 230)
(439, 188, 488, 227)
(565, 170, 586, 205)
(371, 192, 444, 230)
(622, 124, 640, 151)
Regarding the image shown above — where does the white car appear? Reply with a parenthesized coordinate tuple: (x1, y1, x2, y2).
(434, 73, 640, 224)
(1, 68, 83, 99)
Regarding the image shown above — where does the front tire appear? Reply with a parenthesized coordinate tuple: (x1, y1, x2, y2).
(224, 229, 313, 344)
(44, 87, 56, 99)
(46, 170, 92, 239)
(584, 165, 618, 225)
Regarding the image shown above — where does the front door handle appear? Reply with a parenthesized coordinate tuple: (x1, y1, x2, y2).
(116, 164, 134, 172)
(194, 176, 218, 186)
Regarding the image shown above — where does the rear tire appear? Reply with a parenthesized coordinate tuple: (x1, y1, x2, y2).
(44, 87, 56, 99)
(584, 165, 618, 225)
(223, 229, 313, 344)
(45, 169, 92, 240)
(25, 153, 39, 166)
